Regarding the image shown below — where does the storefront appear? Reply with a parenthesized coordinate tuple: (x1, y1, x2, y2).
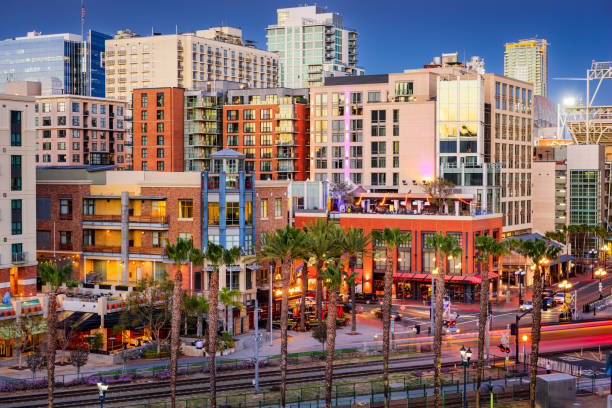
(393, 272, 498, 303)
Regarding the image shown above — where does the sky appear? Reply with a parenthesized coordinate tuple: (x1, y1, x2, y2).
(2, 0, 611, 104)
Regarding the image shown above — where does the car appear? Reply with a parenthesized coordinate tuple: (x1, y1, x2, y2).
(542, 289, 554, 299)
(543, 297, 555, 309)
(520, 300, 533, 311)
(374, 307, 402, 321)
(354, 293, 378, 304)
(554, 292, 566, 305)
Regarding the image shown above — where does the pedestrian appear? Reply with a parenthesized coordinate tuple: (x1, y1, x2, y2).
(546, 362, 552, 374)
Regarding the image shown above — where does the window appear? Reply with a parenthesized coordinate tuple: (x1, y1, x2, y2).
(142, 161, 148, 171)
(156, 148, 164, 158)
(179, 199, 193, 219)
(371, 173, 386, 186)
(152, 232, 168, 248)
(178, 232, 192, 241)
(59, 198, 72, 218)
(11, 244, 23, 260)
(57, 142, 66, 150)
(10, 155, 21, 191)
(59, 231, 72, 246)
(260, 134, 272, 145)
(141, 110, 148, 120)
(156, 92, 164, 107)
(141, 93, 148, 107)
(243, 122, 256, 133)
(260, 198, 268, 218)
(141, 135, 148, 146)
(274, 198, 282, 217)
(141, 123, 147, 132)
(157, 161, 164, 171)
(11, 199, 22, 235)
(368, 91, 381, 103)
(422, 232, 436, 273)
(243, 109, 255, 120)
(226, 110, 238, 121)
(244, 135, 255, 146)
(260, 121, 273, 132)
(154, 135, 163, 145)
(227, 135, 238, 146)
(57, 102, 65, 112)
(226, 202, 240, 225)
(72, 102, 80, 112)
(10, 111, 22, 146)
(141, 148, 147, 158)
(157, 122, 164, 132)
(156, 110, 164, 120)
(227, 123, 239, 133)
(208, 202, 219, 225)
(394, 81, 414, 101)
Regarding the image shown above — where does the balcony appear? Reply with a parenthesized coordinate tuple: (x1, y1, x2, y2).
(82, 214, 169, 227)
(12, 252, 26, 263)
(59, 213, 73, 221)
(59, 243, 73, 251)
(83, 246, 166, 257)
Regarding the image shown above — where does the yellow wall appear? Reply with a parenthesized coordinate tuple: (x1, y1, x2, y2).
(130, 200, 142, 216)
(129, 231, 143, 247)
(95, 230, 121, 246)
(95, 199, 121, 215)
(90, 184, 141, 196)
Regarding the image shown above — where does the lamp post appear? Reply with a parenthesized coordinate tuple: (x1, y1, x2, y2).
(559, 280, 573, 318)
(515, 269, 525, 306)
(589, 249, 597, 279)
(430, 267, 438, 334)
(594, 268, 607, 300)
(460, 345, 472, 408)
(268, 262, 274, 346)
(521, 334, 528, 372)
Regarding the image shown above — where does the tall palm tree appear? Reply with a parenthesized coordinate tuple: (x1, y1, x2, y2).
(219, 286, 243, 335)
(304, 220, 344, 323)
(474, 236, 507, 408)
(166, 238, 198, 408)
(204, 242, 241, 408)
(520, 238, 562, 408)
(182, 294, 209, 337)
(371, 228, 411, 408)
(39, 261, 72, 408)
(322, 262, 351, 408)
(258, 226, 308, 407)
(340, 227, 372, 334)
(426, 234, 462, 408)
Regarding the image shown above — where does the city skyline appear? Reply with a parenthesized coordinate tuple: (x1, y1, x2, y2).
(1, 0, 610, 105)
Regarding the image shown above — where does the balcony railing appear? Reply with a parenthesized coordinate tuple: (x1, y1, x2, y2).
(12, 252, 25, 263)
(83, 214, 169, 224)
(59, 243, 73, 251)
(83, 214, 121, 222)
(83, 246, 165, 256)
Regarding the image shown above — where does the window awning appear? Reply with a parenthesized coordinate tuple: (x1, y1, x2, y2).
(394, 272, 499, 285)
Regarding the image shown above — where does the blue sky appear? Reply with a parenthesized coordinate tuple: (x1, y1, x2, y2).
(3, 0, 611, 104)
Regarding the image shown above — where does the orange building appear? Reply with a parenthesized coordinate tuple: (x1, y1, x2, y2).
(295, 204, 503, 304)
(132, 88, 185, 172)
(224, 88, 309, 181)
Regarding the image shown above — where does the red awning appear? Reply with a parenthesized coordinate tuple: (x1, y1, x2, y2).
(393, 272, 499, 285)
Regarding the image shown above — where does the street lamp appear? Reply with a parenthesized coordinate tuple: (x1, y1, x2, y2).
(460, 345, 472, 408)
(431, 267, 439, 334)
(594, 268, 607, 299)
(521, 334, 528, 372)
(96, 379, 108, 408)
(515, 269, 525, 305)
(589, 249, 598, 278)
(559, 280, 573, 318)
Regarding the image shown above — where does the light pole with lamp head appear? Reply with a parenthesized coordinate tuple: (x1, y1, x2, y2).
(521, 334, 528, 372)
(460, 345, 472, 408)
(430, 267, 438, 334)
(515, 269, 525, 306)
(589, 249, 597, 279)
(594, 268, 607, 300)
(268, 262, 274, 346)
(559, 280, 573, 318)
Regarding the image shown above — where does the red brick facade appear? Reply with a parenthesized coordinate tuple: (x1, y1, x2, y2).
(132, 88, 185, 172)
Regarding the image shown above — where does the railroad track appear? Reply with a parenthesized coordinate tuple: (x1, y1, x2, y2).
(0, 355, 455, 408)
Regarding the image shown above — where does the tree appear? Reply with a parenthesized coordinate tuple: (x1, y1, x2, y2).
(57, 319, 76, 365)
(311, 321, 327, 353)
(423, 177, 455, 214)
(329, 180, 354, 208)
(68, 346, 88, 378)
(203, 242, 241, 408)
(520, 238, 562, 408)
(0, 314, 46, 369)
(39, 261, 72, 408)
(121, 273, 173, 355)
(426, 234, 462, 408)
(26, 347, 45, 380)
(182, 294, 209, 337)
(304, 220, 344, 324)
(474, 236, 507, 408)
(219, 286, 243, 336)
(166, 238, 203, 408)
(340, 227, 372, 334)
(371, 228, 411, 408)
(258, 226, 308, 407)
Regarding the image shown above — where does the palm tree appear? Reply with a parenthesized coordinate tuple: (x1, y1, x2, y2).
(258, 226, 308, 407)
(520, 238, 562, 408)
(39, 261, 72, 408)
(322, 262, 351, 408)
(203, 242, 241, 408)
(426, 234, 462, 408)
(371, 228, 411, 408)
(304, 220, 344, 323)
(182, 294, 209, 337)
(340, 227, 372, 334)
(166, 238, 198, 408)
(219, 286, 243, 335)
(474, 236, 507, 408)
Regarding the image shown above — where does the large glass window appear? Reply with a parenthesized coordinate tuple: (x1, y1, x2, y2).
(422, 232, 436, 273)
(226, 202, 240, 225)
(179, 199, 193, 219)
(208, 202, 219, 225)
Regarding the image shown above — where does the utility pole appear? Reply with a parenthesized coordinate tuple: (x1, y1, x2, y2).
(254, 299, 260, 392)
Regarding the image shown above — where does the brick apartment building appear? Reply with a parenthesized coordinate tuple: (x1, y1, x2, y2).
(224, 88, 310, 181)
(132, 88, 185, 172)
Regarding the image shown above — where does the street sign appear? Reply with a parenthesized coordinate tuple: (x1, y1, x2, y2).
(561, 304, 569, 312)
(501, 333, 509, 346)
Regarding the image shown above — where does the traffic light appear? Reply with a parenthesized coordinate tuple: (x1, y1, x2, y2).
(510, 323, 517, 336)
(505, 346, 511, 354)
(498, 344, 506, 353)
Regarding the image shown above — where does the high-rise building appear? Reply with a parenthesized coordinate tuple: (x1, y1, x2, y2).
(0, 92, 37, 297)
(504, 38, 548, 97)
(266, 5, 363, 88)
(104, 27, 278, 101)
(224, 87, 310, 180)
(0, 30, 111, 97)
(34, 94, 127, 167)
(104, 27, 278, 170)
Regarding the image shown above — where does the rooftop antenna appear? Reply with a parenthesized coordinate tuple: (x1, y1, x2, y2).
(80, 0, 85, 40)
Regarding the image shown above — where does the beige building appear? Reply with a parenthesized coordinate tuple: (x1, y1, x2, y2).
(0, 93, 37, 297)
(532, 159, 565, 233)
(104, 27, 279, 101)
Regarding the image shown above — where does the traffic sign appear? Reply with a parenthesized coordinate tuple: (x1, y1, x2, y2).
(501, 333, 509, 346)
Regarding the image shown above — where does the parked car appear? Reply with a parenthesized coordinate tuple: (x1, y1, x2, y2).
(520, 300, 533, 312)
(543, 297, 555, 309)
(354, 293, 378, 304)
(374, 307, 401, 321)
(542, 289, 554, 299)
(554, 292, 566, 305)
